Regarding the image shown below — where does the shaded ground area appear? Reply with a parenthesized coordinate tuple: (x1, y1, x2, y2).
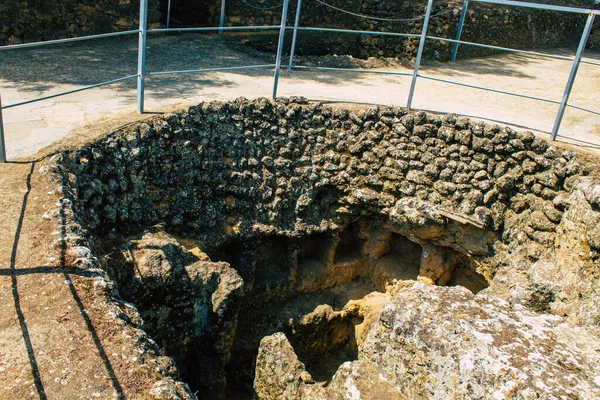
(0, 160, 181, 399)
(0, 32, 599, 160)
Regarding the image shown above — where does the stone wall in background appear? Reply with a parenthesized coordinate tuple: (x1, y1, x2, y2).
(0, 0, 161, 45)
(1, 0, 595, 61)
(160, 0, 218, 26)
(220, 0, 593, 61)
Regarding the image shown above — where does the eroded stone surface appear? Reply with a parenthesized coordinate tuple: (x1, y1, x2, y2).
(364, 284, 600, 399)
(254, 333, 309, 400)
(488, 178, 600, 328)
(107, 230, 244, 399)
(255, 284, 600, 399)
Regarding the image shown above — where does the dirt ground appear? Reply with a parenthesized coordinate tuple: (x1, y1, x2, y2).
(0, 32, 599, 400)
(0, 160, 176, 399)
(1, 32, 599, 160)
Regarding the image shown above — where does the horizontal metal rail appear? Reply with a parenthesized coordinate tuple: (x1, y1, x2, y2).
(149, 64, 275, 76)
(148, 25, 281, 33)
(417, 74, 561, 104)
(291, 28, 596, 65)
(0, 30, 141, 51)
(2, 75, 138, 109)
(427, 35, 577, 61)
(293, 65, 413, 77)
(293, 26, 421, 39)
(581, 59, 600, 67)
(567, 103, 600, 116)
(470, 0, 598, 14)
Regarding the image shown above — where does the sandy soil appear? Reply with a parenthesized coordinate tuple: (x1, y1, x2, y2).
(0, 160, 177, 399)
(1, 32, 599, 161)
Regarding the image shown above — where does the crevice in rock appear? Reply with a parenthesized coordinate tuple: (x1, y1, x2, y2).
(446, 256, 489, 294)
(371, 232, 422, 287)
(334, 222, 365, 265)
(284, 305, 362, 385)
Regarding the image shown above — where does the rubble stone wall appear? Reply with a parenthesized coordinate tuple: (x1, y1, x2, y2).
(0, 0, 161, 45)
(220, 0, 589, 60)
(56, 97, 592, 260)
(2, 0, 594, 60)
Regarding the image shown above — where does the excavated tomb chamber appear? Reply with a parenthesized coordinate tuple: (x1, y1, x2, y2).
(56, 97, 588, 399)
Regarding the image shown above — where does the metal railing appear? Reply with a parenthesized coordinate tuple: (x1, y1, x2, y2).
(0, 27, 143, 163)
(287, 0, 599, 141)
(0, 0, 290, 163)
(0, 0, 598, 163)
(446, 0, 599, 140)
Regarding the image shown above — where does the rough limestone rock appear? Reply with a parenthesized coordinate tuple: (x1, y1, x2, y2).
(254, 284, 600, 399)
(149, 379, 193, 400)
(387, 197, 497, 258)
(116, 231, 244, 399)
(364, 284, 600, 399)
(183, 260, 244, 398)
(254, 333, 310, 400)
(254, 289, 395, 400)
(123, 231, 199, 299)
(487, 178, 600, 329)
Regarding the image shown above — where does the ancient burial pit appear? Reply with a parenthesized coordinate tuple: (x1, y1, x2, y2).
(55, 97, 600, 399)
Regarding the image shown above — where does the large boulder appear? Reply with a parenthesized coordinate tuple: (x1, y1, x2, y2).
(254, 283, 600, 399)
(364, 284, 600, 399)
(116, 231, 244, 400)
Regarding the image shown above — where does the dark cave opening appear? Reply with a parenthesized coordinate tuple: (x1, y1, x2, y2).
(158, 0, 215, 27)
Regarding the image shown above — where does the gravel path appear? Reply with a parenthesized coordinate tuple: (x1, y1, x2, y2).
(0, 32, 599, 159)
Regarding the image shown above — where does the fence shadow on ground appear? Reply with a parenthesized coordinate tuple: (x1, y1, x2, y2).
(0, 160, 125, 399)
(0, 33, 371, 95)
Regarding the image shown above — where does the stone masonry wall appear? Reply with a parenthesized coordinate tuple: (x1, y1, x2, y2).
(55, 97, 588, 248)
(0, 0, 161, 45)
(220, 0, 589, 60)
(54, 97, 600, 331)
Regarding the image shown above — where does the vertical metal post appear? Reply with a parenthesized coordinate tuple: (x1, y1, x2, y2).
(0, 94, 6, 163)
(219, 0, 226, 34)
(407, 0, 434, 110)
(451, 0, 469, 62)
(288, 0, 303, 70)
(550, 13, 595, 141)
(167, 0, 172, 29)
(273, 0, 290, 99)
(137, 0, 149, 114)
